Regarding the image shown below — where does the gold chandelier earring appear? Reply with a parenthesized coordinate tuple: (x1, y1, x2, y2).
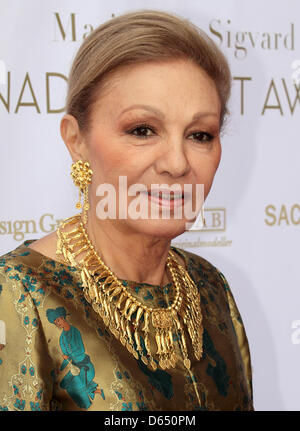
(70, 160, 93, 225)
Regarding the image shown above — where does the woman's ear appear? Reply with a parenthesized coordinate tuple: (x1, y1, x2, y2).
(60, 114, 88, 162)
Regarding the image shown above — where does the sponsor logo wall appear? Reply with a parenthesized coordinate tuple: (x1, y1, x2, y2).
(0, 0, 299, 410)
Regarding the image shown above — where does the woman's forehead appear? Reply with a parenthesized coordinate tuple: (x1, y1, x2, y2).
(91, 60, 220, 119)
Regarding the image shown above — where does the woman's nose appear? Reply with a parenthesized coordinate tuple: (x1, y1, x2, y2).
(154, 138, 190, 178)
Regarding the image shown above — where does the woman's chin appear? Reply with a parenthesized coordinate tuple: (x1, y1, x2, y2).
(125, 218, 193, 240)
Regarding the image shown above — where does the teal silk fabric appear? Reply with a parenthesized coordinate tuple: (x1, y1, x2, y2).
(0, 241, 253, 411)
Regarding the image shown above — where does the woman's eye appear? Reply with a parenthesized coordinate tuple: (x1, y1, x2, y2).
(126, 125, 214, 143)
(189, 131, 214, 143)
(127, 124, 155, 138)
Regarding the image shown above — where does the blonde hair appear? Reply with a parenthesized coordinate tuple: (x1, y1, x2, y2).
(65, 9, 231, 134)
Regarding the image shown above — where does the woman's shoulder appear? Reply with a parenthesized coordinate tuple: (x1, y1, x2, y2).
(0, 240, 49, 272)
(0, 236, 74, 297)
(0, 231, 59, 269)
(26, 231, 58, 261)
(172, 246, 226, 283)
(173, 246, 238, 314)
(0, 242, 57, 410)
(0, 241, 36, 269)
(0, 242, 45, 299)
(173, 247, 253, 398)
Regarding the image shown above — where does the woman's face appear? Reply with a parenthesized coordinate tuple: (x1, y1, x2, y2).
(80, 58, 221, 239)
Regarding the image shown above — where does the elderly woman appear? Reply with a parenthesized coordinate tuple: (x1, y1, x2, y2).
(0, 10, 253, 411)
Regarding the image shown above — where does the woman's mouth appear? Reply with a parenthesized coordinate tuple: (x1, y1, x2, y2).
(141, 189, 190, 208)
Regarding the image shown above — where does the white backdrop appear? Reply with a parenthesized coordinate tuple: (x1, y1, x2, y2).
(0, 0, 299, 411)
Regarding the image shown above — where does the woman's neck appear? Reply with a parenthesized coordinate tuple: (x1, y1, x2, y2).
(86, 215, 172, 286)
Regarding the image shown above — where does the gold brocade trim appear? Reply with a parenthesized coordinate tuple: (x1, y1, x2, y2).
(56, 214, 203, 371)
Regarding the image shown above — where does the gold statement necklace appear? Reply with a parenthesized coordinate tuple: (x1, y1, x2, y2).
(56, 214, 203, 371)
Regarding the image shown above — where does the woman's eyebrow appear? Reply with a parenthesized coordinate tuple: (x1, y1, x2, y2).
(119, 104, 219, 120)
(119, 104, 165, 119)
